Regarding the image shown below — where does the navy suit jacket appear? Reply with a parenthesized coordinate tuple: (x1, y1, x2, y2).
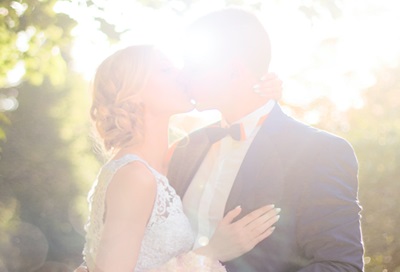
(167, 104, 364, 271)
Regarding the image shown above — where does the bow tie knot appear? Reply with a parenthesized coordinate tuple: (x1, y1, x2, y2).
(205, 123, 244, 143)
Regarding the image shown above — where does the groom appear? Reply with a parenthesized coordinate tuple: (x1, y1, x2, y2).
(168, 8, 364, 272)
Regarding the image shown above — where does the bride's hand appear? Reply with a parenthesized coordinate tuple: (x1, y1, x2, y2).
(195, 204, 280, 262)
(73, 266, 88, 272)
(253, 73, 283, 100)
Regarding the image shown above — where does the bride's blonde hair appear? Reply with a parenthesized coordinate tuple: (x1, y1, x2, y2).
(90, 45, 155, 154)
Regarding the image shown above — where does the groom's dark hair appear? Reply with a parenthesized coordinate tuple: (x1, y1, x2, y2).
(185, 7, 271, 77)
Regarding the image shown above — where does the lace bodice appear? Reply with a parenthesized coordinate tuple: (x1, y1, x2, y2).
(83, 154, 195, 271)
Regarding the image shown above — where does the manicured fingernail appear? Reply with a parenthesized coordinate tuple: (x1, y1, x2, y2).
(236, 205, 241, 209)
(275, 208, 281, 214)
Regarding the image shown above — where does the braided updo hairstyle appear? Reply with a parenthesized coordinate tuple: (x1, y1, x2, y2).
(90, 45, 155, 153)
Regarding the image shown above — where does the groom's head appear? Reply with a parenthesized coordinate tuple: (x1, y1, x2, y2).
(183, 8, 271, 111)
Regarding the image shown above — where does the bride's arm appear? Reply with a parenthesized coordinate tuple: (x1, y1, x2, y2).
(79, 201, 279, 272)
(93, 162, 157, 272)
(86, 161, 279, 272)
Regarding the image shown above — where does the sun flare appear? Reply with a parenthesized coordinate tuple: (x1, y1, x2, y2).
(65, 0, 400, 113)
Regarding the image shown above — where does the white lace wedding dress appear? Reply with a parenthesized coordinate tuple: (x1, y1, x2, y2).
(83, 154, 197, 271)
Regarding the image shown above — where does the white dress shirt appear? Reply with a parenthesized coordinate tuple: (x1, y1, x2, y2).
(182, 100, 276, 249)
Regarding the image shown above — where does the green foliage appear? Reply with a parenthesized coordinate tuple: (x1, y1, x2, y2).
(0, 0, 77, 149)
(346, 65, 400, 272)
(298, 0, 343, 20)
(0, 0, 398, 271)
(0, 112, 10, 143)
(0, 1, 115, 270)
(297, 63, 400, 271)
(0, 74, 100, 271)
(134, 0, 342, 17)
(0, 0, 76, 87)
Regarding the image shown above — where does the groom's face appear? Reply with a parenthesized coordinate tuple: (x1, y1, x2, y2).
(182, 52, 233, 111)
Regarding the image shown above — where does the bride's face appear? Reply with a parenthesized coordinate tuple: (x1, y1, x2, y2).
(141, 50, 194, 115)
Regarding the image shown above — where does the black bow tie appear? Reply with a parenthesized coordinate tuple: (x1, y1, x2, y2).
(205, 123, 244, 143)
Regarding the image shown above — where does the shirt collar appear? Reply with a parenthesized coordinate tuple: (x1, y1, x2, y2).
(221, 100, 276, 139)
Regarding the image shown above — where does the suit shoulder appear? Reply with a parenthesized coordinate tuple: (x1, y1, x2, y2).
(284, 115, 353, 149)
(274, 115, 356, 168)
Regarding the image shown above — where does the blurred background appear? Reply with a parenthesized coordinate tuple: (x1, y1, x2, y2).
(0, 0, 399, 271)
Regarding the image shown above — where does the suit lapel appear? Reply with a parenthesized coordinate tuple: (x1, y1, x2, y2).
(225, 104, 287, 215)
(167, 128, 212, 198)
(169, 105, 289, 211)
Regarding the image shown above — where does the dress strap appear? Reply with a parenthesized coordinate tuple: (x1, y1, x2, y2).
(109, 154, 162, 178)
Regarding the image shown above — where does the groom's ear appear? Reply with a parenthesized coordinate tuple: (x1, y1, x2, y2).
(228, 58, 245, 80)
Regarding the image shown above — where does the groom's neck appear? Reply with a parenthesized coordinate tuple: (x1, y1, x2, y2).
(219, 70, 270, 124)
(221, 97, 271, 124)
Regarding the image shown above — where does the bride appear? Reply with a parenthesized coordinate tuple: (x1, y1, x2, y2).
(79, 45, 282, 271)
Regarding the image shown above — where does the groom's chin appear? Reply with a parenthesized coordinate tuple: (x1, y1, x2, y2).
(194, 103, 209, 112)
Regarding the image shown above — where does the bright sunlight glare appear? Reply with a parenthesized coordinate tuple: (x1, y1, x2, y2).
(63, 0, 400, 112)
(183, 29, 219, 65)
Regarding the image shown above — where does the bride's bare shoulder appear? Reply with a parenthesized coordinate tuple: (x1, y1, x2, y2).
(106, 161, 157, 207)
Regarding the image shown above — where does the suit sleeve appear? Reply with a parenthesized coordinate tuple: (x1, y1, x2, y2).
(296, 136, 364, 271)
